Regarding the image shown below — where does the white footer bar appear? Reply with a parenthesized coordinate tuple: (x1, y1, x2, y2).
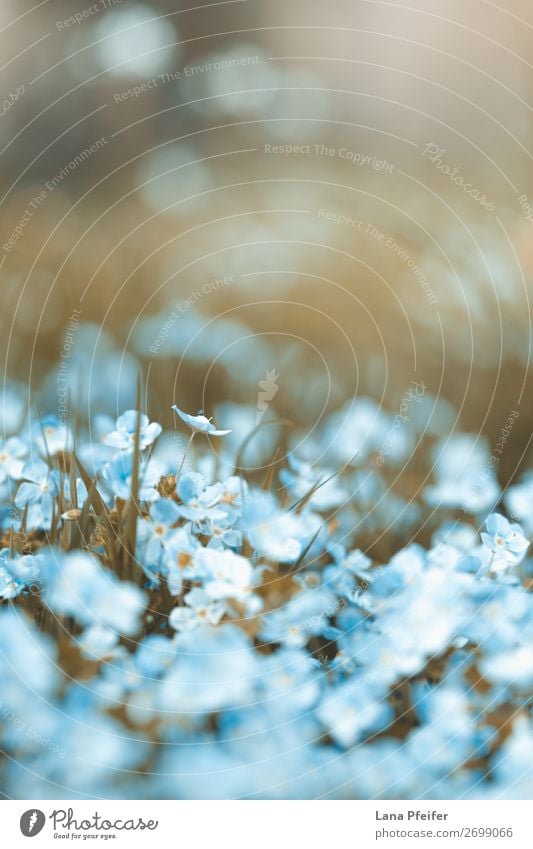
(1, 800, 530, 848)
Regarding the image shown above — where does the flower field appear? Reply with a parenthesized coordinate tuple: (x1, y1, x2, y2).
(1, 385, 531, 799)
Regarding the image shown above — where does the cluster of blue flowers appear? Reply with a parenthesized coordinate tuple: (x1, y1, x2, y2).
(0, 396, 531, 800)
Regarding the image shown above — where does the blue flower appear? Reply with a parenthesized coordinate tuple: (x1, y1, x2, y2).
(424, 474, 500, 514)
(177, 472, 225, 522)
(0, 608, 59, 704)
(0, 437, 28, 481)
(102, 453, 162, 502)
(349, 632, 412, 686)
(137, 497, 182, 568)
(167, 605, 198, 633)
(433, 521, 477, 552)
(200, 514, 242, 549)
(15, 459, 59, 510)
(78, 623, 120, 660)
(424, 435, 501, 514)
(280, 454, 348, 510)
(105, 410, 162, 451)
(0, 564, 23, 599)
(158, 625, 257, 713)
(2, 385, 533, 798)
(134, 635, 176, 678)
(481, 645, 533, 692)
(162, 525, 201, 590)
(505, 472, 533, 536)
(0, 549, 44, 599)
(240, 492, 303, 563)
(317, 397, 392, 465)
(260, 587, 337, 647)
(462, 581, 532, 653)
(323, 562, 358, 598)
(489, 718, 533, 799)
(317, 678, 393, 747)
(218, 474, 245, 516)
(257, 649, 321, 718)
(169, 589, 225, 632)
(481, 513, 529, 566)
(33, 415, 73, 456)
(45, 551, 146, 636)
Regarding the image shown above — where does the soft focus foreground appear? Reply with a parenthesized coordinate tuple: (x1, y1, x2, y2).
(0, 397, 531, 799)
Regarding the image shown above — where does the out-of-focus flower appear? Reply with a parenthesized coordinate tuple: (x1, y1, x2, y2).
(241, 492, 303, 563)
(94, 3, 178, 79)
(102, 454, 162, 502)
(280, 454, 349, 511)
(159, 625, 257, 713)
(424, 474, 500, 514)
(78, 623, 120, 661)
(33, 416, 73, 456)
(45, 551, 146, 636)
(0, 609, 59, 703)
(0, 564, 23, 599)
(481, 645, 533, 691)
(0, 550, 43, 600)
(504, 472, 533, 536)
(260, 587, 337, 648)
(489, 718, 533, 799)
(317, 679, 393, 747)
(0, 437, 28, 481)
(134, 635, 176, 678)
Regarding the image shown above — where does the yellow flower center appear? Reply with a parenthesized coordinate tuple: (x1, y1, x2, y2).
(178, 552, 191, 569)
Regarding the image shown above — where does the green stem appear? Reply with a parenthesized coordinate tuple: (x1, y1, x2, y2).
(176, 432, 195, 484)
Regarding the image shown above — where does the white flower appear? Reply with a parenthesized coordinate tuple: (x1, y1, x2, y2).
(171, 404, 231, 436)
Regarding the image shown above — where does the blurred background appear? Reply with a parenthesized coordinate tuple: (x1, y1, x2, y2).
(0, 0, 531, 483)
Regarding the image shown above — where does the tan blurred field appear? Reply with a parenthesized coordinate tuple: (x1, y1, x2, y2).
(0, 0, 531, 480)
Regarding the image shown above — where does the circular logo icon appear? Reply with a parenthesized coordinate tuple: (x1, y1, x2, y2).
(20, 810, 46, 837)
